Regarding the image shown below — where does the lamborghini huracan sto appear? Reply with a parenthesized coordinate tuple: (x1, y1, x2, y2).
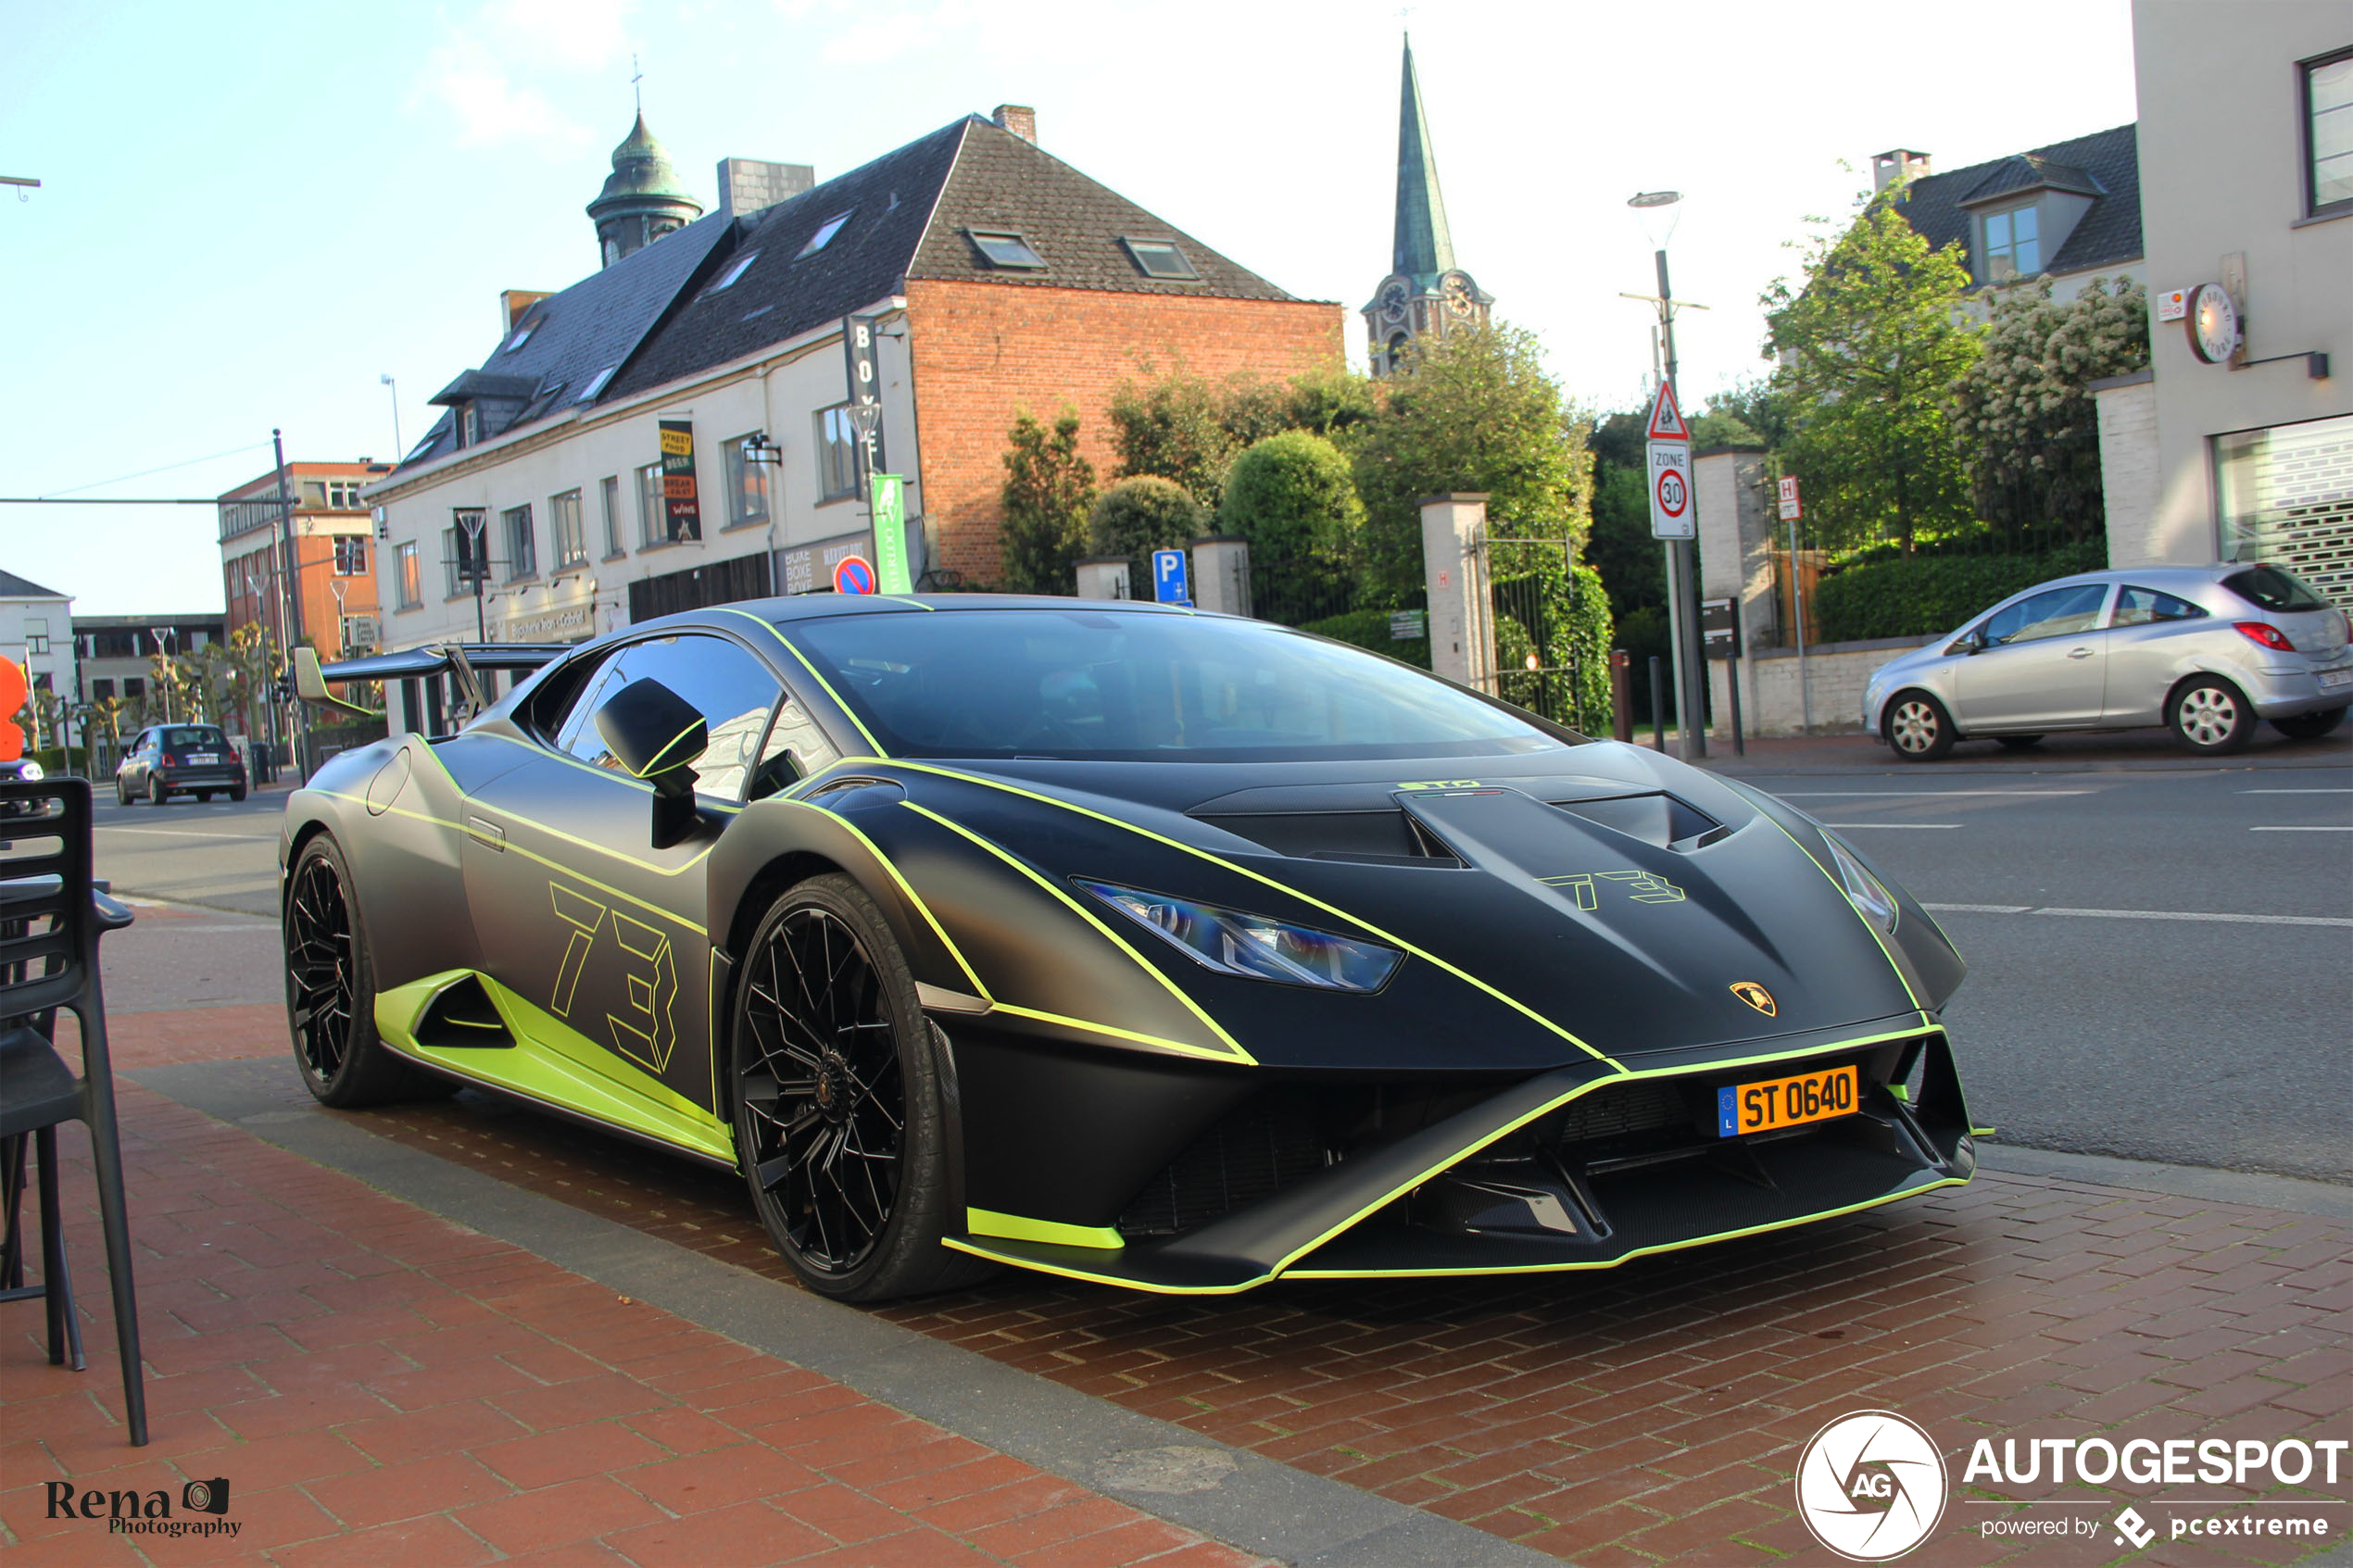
(281, 596, 1978, 1301)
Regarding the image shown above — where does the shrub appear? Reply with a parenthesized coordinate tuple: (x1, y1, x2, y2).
(1088, 478, 1202, 598)
(999, 408, 1096, 594)
(1491, 556, 1615, 732)
(1810, 541, 2108, 644)
(1295, 606, 1430, 670)
(1220, 431, 1364, 563)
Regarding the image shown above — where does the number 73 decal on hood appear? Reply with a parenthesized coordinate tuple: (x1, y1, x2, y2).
(1539, 870, 1686, 909)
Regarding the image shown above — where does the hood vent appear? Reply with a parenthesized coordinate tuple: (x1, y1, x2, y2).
(1549, 792, 1729, 851)
(1195, 809, 1464, 868)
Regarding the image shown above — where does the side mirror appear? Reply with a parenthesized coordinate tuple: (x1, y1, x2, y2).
(1950, 628, 1984, 657)
(594, 678, 710, 848)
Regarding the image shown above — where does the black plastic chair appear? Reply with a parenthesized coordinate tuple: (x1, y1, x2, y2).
(0, 776, 146, 1445)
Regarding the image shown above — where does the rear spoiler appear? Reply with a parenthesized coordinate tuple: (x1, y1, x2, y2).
(295, 643, 570, 721)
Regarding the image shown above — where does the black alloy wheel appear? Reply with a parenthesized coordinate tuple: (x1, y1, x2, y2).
(733, 874, 988, 1301)
(283, 835, 445, 1108)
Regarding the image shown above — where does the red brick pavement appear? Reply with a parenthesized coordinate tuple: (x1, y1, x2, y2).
(11, 1007, 2350, 1567)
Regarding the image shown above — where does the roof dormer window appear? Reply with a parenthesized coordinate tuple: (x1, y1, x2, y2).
(708, 250, 760, 292)
(502, 323, 535, 353)
(1983, 204, 2040, 280)
(1121, 237, 1198, 280)
(797, 212, 853, 259)
(969, 229, 1047, 270)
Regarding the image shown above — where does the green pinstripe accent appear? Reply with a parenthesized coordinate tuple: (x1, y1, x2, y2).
(704, 608, 888, 758)
(472, 730, 742, 813)
(875, 596, 936, 609)
(900, 800, 1252, 1064)
(879, 761, 1618, 1070)
(986, 1002, 1245, 1060)
(376, 969, 733, 1160)
(632, 719, 707, 778)
(965, 1208, 1123, 1249)
(764, 798, 992, 1002)
(1722, 779, 1927, 1013)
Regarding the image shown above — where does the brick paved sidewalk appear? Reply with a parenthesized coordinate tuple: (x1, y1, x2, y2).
(0, 1075, 1266, 1567)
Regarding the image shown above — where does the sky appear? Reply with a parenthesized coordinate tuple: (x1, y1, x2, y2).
(1, 0, 2139, 616)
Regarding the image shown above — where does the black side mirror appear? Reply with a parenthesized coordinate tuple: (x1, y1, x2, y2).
(594, 678, 710, 848)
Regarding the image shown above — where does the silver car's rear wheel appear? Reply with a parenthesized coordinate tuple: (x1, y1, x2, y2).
(1885, 692, 1956, 761)
(2171, 678, 2252, 755)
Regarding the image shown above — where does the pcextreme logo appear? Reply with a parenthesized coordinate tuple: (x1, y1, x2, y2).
(1795, 1411, 1948, 1561)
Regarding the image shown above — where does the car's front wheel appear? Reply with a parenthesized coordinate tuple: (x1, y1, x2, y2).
(732, 873, 989, 1302)
(1884, 692, 1957, 761)
(2171, 676, 2253, 755)
(283, 834, 448, 1107)
(2273, 706, 2347, 742)
(116, 777, 130, 807)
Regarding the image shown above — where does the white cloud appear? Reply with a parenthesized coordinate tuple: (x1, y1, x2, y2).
(409, 0, 641, 152)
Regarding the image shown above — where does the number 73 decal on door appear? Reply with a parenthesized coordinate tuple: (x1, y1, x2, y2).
(549, 880, 680, 1073)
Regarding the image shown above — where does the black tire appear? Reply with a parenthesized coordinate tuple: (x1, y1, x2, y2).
(732, 873, 992, 1302)
(146, 774, 166, 806)
(2170, 676, 2254, 755)
(1995, 734, 2045, 751)
(1883, 691, 1957, 761)
(2273, 707, 2347, 742)
(283, 834, 448, 1107)
(230, 782, 248, 802)
(115, 778, 130, 807)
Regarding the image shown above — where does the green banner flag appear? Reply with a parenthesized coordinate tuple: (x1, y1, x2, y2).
(871, 472, 912, 594)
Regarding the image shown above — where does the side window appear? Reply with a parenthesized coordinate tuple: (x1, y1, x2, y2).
(566, 635, 785, 801)
(1985, 584, 2109, 646)
(2113, 587, 2208, 628)
(748, 694, 842, 801)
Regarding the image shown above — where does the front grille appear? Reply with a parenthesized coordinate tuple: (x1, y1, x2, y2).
(1549, 1078, 1692, 1146)
(1117, 1095, 1328, 1238)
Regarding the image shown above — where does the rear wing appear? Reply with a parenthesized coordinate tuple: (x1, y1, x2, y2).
(294, 643, 570, 721)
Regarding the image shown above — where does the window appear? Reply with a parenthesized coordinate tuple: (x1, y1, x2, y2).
(301, 480, 327, 506)
(2113, 587, 2208, 626)
(968, 229, 1047, 270)
(460, 404, 480, 447)
(25, 633, 48, 655)
(92, 678, 114, 700)
(723, 434, 771, 527)
(503, 504, 537, 580)
(2222, 564, 2330, 614)
(708, 250, 760, 291)
(577, 367, 617, 404)
(600, 475, 624, 558)
(396, 541, 422, 608)
(636, 462, 668, 546)
(1982, 583, 2109, 646)
(556, 633, 788, 802)
(446, 524, 488, 597)
(503, 323, 535, 353)
(2216, 413, 2353, 599)
(1120, 237, 1198, 280)
(550, 488, 587, 568)
(797, 212, 852, 259)
(1982, 205, 2040, 280)
(815, 404, 878, 501)
(2306, 49, 2353, 216)
(333, 535, 368, 576)
(325, 479, 364, 508)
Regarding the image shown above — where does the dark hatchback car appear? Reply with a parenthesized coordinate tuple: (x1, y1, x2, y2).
(115, 723, 246, 804)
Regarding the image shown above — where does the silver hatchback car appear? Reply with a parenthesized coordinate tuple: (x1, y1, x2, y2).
(1864, 563, 2353, 759)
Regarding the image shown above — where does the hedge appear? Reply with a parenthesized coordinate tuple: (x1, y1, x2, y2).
(1811, 541, 2108, 644)
(1296, 606, 1431, 670)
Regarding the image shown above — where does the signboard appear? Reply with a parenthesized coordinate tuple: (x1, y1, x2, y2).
(1152, 548, 1191, 606)
(841, 313, 882, 474)
(1389, 610, 1427, 642)
(870, 473, 912, 594)
(2156, 287, 2188, 323)
(1648, 442, 1693, 539)
(1643, 379, 1688, 442)
(1777, 475, 1803, 521)
(658, 420, 700, 541)
(1700, 596, 1739, 657)
(834, 554, 876, 595)
(776, 532, 869, 596)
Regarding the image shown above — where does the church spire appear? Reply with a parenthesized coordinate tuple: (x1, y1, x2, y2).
(1392, 35, 1457, 282)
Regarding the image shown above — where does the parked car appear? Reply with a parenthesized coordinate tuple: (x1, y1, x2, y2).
(114, 723, 247, 803)
(1864, 564, 2352, 759)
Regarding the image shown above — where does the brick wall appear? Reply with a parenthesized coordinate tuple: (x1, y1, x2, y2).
(2095, 377, 2161, 568)
(902, 280, 1345, 582)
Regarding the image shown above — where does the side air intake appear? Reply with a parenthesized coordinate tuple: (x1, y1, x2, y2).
(415, 975, 515, 1048)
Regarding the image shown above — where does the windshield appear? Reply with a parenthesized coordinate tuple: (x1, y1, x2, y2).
(2222, 565, 2329, 614)
(785, 609, 1579, 762)
(163, 727, 225, 748)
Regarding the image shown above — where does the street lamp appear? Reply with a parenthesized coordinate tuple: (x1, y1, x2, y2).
(381, 374, 402, 457)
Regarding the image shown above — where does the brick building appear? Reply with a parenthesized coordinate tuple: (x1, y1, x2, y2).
(369, 105, 1340, 693)
(217, 461, 393, 658)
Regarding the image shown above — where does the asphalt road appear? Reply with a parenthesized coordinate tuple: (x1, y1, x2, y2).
(82, 738, 2353, 1182)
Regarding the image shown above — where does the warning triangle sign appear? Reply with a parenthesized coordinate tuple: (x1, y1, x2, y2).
(1644, 381, 1688, 442)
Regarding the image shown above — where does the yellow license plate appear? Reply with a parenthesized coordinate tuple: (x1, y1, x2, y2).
(1718, 1064, 1858, 1137)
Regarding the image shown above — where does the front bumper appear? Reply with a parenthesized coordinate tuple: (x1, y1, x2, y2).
(946, 1025, 1974, 1293)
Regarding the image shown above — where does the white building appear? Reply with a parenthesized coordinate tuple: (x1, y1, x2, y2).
(0, 569, 78, 750)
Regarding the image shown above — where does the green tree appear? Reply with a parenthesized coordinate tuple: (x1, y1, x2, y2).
(1352, 323, 1594, 606)
(1282, 367, 1382, 448)
(1949, 275, 2148, 545)
(1088, 477, 1203, 596)
(1762, 194, 1982, 553)
(998, 408, 1097, 594)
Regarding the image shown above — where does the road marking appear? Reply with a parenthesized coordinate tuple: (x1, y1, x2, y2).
(2239, 788, 2353, 793)
(96, 826, 278, 842)
(1820, 822, 1961, 829)
(1778, 790, 2095, 797)
(1924, 902, 2351, 929)
(2250, 825, 2353, 832)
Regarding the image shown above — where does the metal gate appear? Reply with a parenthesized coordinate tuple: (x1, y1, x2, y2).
(1488, 536, 1587, 727)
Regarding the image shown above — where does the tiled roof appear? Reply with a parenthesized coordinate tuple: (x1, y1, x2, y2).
(0, 569, 69, 599)
(1894, 123, 2142, 279)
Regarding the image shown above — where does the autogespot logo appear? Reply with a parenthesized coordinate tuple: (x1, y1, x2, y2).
(1796, 1411, 1950, 1562)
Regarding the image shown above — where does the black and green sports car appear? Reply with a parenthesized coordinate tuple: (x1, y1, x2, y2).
(282, 596, 1977, 1301)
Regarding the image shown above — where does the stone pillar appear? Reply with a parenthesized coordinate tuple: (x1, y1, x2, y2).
(1190, 536, 1252, 617)
(2091, 370, 2158, 569)
(1694, 446, 1770, 743)
(1073, 557, 1132, 600)
(1419, 494, 1493, 691)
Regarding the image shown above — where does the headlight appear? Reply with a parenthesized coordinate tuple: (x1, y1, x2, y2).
(1822, 833, 1898, 935)
(17, 760, 42, 781)
(1078, 881, 1402, 993)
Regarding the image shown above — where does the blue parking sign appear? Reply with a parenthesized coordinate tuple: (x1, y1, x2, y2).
(1152, 549, 1191, 606)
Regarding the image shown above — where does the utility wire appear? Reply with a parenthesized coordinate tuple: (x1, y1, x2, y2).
(33, 440, 272, 499)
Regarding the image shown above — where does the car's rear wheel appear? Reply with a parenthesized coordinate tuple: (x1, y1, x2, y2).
(2273, 707, 2347, 741)
(230, 781, 248, 802)
(146, 775, 166, 806)
(1884, 692, 1957, 761)
(733, 873, 989, 1302)
(284, 834, 448, 1107)
(2171, 677, 2253, 755)
(1995, 734, 2044, 750)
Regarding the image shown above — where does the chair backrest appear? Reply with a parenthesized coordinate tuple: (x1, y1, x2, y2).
(1, 777, 99, 1022)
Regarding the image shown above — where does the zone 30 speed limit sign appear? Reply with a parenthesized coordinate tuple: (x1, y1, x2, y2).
(1647, 443, 1693, 539)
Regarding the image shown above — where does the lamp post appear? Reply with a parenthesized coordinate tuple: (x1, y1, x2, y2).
(380, 374, 402, 458)
(1623, 190, 1711, 760)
